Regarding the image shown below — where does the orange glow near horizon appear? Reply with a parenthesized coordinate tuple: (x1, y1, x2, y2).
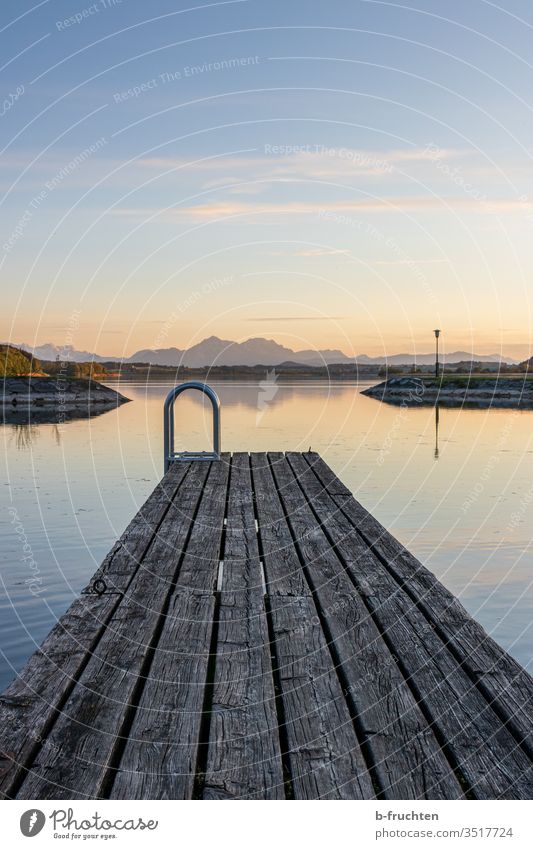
(3, 314, 532, 361)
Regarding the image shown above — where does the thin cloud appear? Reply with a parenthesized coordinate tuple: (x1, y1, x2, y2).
(111, 195, 533, 221)
(294, 248, 351, 256)
(0, 147, 479, 198)
(135, 146, 464, 173)
(372, 258, 448, 265)
(133, 147, 470, 194)
(244, 315, 346, 322)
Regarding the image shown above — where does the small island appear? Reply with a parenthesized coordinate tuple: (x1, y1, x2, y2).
(3, 376, 130, 408)
(363, 375, 533, 408)
(1, 345, 130, 423)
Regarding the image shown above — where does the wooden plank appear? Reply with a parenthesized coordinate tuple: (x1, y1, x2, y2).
(0, 462, 192, 799)
(304, 452, 533, 759)
(268, 452, 463, 800)
(201, 453, 285, 799)
(289, 452, 533, 800)
(0, 594, 116, 799)
(86, 462, 191, 592)
(250, 453, 375, 799)
(174, 456, 230, 592)
(15, 462, 211, 799)
(250, 453, 308, 597)
(109, 456, 230, 799)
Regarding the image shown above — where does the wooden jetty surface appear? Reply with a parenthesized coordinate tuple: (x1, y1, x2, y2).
(0, 452, 531, 800)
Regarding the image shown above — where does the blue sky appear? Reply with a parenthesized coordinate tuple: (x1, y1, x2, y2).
(2, 0, 533, 358)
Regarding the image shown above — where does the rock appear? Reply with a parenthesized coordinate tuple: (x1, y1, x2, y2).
(1, 377, 130, 411)
(362, 377, 533, 408)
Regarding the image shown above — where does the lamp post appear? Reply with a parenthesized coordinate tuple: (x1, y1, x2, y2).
(434, 329, 441, 378)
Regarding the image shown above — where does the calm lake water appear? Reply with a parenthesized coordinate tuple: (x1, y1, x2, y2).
(1, 379, 532, 690)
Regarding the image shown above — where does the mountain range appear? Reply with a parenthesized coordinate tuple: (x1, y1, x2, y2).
(16, 337, 520, 366)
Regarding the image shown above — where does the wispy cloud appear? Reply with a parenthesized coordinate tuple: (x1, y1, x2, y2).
(294, 248, 351, 256)
(111, 195, 533, 222)
(0, 146, 488, 200)
(244, 315, 346, 321)
(371, 258, 448, 265)
(132, 147, 470, 196)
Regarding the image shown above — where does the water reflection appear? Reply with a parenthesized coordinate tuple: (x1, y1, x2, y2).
(117, 378, 320, 411)
(1, 404, 122, 426)
(8, 424, 40, 451)
(6, 423, 67, 450)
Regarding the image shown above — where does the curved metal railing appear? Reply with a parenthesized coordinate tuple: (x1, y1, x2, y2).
(163, 381, 221, 472)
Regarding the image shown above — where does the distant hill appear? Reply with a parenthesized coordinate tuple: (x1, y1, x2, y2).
(17, 336, 520, 368)
(122, 338, 520, 367)
(124, 339, 520, 367)
(19, 342, 111, 363)
(127, 336, 351, 367)
(1, 344, 41, 376)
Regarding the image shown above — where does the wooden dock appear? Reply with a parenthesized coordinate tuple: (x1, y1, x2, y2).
(1, 452, 532, 800)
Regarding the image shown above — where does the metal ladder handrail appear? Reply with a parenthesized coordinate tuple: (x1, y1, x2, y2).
(163, 381, 221, 472)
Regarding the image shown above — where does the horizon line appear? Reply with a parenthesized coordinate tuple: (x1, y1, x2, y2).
(6, 337, 530, 363)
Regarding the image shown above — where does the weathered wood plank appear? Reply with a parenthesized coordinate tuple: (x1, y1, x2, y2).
(250, 452, 375, 799)
(202, 453, 285, 799)
(109, 457, 230, 799)
(15, 462, 211, 799)
(268, 452, 463, 800)
(304, 452, 533, 759)
(289, 452, 533, 800)
(0, 594, 117, 799)
(0, 462, 192, 799)
(250, 453, 308, 598)
(174, 457, 230, 593)
(86, 462, 192, 592)
(108, 594, 214, 800)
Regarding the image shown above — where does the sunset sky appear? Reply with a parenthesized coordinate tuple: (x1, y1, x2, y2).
(2, 0, 533, 359)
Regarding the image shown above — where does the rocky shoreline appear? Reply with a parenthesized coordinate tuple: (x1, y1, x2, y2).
(362, 376, 533, 408)
(1, 377, 130, 422)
